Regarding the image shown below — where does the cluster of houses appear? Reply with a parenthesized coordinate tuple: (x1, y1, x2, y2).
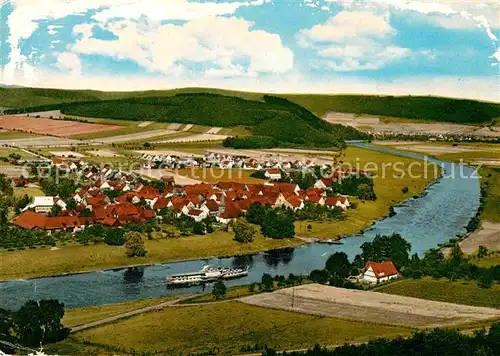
(12, 156, 355, 232)
(140, 152, 320, 175)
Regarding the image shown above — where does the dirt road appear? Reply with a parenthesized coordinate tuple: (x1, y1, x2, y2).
(70, 295, 192, 333)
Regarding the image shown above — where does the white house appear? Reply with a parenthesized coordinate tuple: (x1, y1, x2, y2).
(325, 195, 350, 210)
(363, 261, 399, 284)
(22, 196, 63, 214)
(185, 208, 209, 222)
(264, 168, 281, 180)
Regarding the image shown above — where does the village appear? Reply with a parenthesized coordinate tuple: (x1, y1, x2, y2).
(11, 152, 356, 232)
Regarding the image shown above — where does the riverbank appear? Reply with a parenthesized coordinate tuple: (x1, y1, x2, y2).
(0, 231, 302, 281)
(0, 145, 442, 281)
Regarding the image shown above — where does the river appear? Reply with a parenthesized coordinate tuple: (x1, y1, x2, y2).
(0, 144, 481, 310)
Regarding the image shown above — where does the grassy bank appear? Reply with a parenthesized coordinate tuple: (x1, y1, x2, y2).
(374, 278, 500, 309)
(0, 231, 301, 280)
(297, 146, 440, 239)
(62, 296, 178, 327)
(48, 301, 411, 355)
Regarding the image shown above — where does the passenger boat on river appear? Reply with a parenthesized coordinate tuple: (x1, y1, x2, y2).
(167, 265, 248, 286)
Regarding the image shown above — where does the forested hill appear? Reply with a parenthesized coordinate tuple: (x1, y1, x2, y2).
(4, 93, 369, 148)
(1, 86, 499, 124)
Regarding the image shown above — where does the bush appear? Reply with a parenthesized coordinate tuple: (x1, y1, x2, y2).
(233, 218, 256, 243)
(104, 228, 125, 246)
(125, 231, 147, 257)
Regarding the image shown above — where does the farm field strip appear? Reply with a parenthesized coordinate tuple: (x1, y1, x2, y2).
(135, 168, 203, 186)
(50, 151, 86, 158)
(134, 149, 204, 158)
(324, 112, 499, 137)
(460, 222, 500, 253)
(88, 129, 178, 144)
(0, 115, 121, 137)
(154, 133, 229, 143)
(0, 136, 82, 148)
(208, 147, 335, 165)
(240, 284, 500, 328)
(86, 149, 123, 157)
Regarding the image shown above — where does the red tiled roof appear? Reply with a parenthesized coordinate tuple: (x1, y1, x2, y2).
(204, 199, 219, 212)
(188, 209, 204, 216)
(233, 199, 251, 212)
(306, 194, 322, 204)
(13, 211, 86, 230)
(286, 195, 303, 208)
(138, 185, 159, 200)
(92, 206, 108, 220)
(266, 168, 280, 174)
(108, 202, 139, 216)
(365, 261, 398, 278)
(101, 217, 119, 227)
(154, 197, 168, 210)
(325, 196, 347, 206)
(218, 203, 241, 219)
(13, 210, 46, 229)
(141, 209, 156, 220)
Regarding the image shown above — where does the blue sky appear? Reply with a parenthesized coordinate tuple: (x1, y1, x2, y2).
(0, 0, 498, 100)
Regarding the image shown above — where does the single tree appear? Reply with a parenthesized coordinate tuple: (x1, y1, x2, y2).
(261, 209, 295, 239)
(356, 184, 376, 201)
(104, 228, 125, 246)
(477, 245, 488, 259)
(125, 231, 147, 257)
(212, 280, 227, 300)
(261, 273, 274, 291)
(325, 252, 351, 279)
(246, 203, 267, 225)
(233, 218, 256, 243)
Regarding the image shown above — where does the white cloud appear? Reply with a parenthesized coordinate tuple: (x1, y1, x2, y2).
(429, 14, 477, 30)
(318, 44, 410, 71)
(47, 24, 62, 35)
(3, 0, 263, 83)
(298, 11, 409, 71)
(55, 52, 82, 75)
(325, 0, 499, 38)
(92, 0, 259, 23)
(491, 49, 500, 66)
(71, 16, 294, 76)
(299, 11, 394, 44)
(73, 23, 93, 38)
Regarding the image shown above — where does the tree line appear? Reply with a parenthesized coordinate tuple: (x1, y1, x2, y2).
(0, 300, 69, 354)
(261, 321, 500, 356)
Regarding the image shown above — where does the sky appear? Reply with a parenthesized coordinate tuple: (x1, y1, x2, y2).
(0, 0, 499, 101)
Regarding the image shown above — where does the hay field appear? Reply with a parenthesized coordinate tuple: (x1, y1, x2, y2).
(375, 278, 500, 309)
(64, 301, 410, 355)
(154, 133, 228, 143)
(88, 129, 177, 144)
(240, 284, 500, 328)
(0, 115, 121, 137)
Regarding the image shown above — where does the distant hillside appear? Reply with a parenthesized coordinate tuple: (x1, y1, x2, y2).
(59, 94, 368, 147)
(285, 95, 500, 124)
(3, 93, 367, 147)
(2, 87, 499, 124)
